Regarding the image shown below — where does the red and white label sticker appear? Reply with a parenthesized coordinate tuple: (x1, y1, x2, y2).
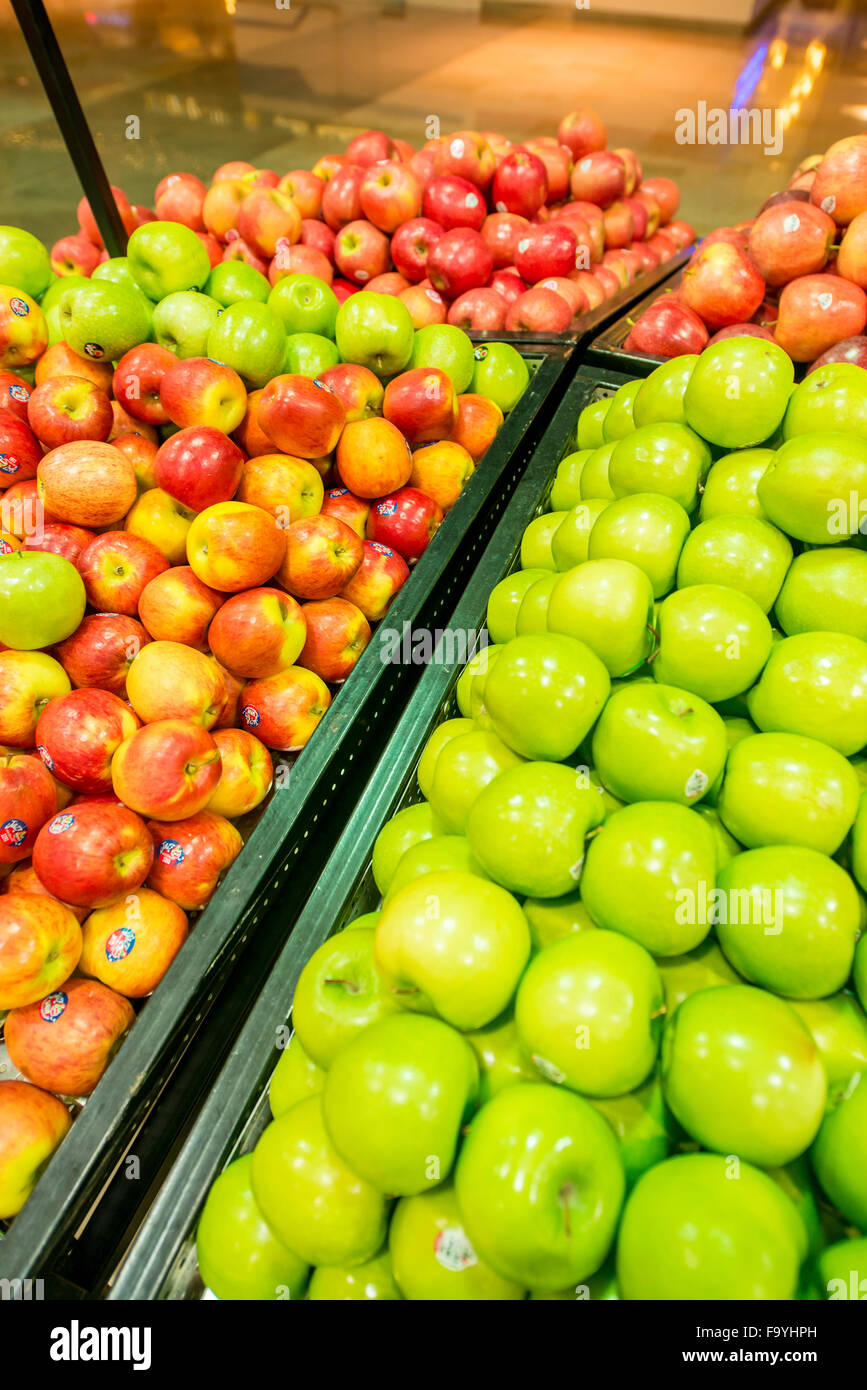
(434, 1225, 478, 1273)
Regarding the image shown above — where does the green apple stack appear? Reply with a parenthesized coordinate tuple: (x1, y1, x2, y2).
(195, 336, 867, 1301)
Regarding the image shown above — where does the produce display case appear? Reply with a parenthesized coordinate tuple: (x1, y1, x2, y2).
(103, 362, 633, 1301)
(0, 339, 576, 1297)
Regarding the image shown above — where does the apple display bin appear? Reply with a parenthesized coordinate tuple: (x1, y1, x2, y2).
(105, 362, 633, 1302)
(0, 343, 577, 1299)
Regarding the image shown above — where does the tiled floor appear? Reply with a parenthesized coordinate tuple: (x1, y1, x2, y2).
(1, 0, 866, 246)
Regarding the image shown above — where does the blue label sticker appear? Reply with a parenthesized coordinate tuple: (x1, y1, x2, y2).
(8, 384, 29, 402)
(0, 818, 28, 847)
(105, 926, 135, 962)
(39, 991, 68, 1023)
(9, 297, 29, 318)
(241, 705, 261, 728)
(378, 500, 398, 516)
(48, 813, 75, 835)
(36, 744, 54, 772)
(0, 454, 20, 475)
(157, 839, 185, 867)
(370, 541, 394, 556)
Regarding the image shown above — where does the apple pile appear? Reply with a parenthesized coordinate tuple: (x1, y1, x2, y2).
(194, 334, 867, 1301)
(45, 111, 689, 338)
(626, 133, 867, 365)
(0, 216, 531, 1222)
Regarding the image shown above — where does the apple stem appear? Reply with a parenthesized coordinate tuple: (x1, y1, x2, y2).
(585, 826, 604, 842)
(559, 1183, 574, 1239)
(323, 977, 360, 993)
(650, 1005, 668, 1020)
(390, 986, 420, 996)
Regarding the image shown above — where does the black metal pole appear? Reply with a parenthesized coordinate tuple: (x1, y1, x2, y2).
(11, 0, 129, 256)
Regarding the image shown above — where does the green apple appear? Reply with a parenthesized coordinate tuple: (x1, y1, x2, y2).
(126, 219, 210, 299)
(427, 728, 523, 833)
(307, 1249, 402, 1301)
(590, 1073, 674, 1190)
(39, 273, 89, 315)
(550, 499, 611, 570)
(390, 1184, 525, 1300)
(547, 558, 655, 677)
(483, 632, 610, 761)
(371, 801, 441, 894)
(322, 1013, 478, 1195)
(466, 761, 604, 898)
(196, 1155, 309, 1301)
(374, 869, 530, 1029)
(587, 493, 690, 598)
(591, 680, 727, 806)
(336, 292, 414, 377)
(464, 1010, 538, 1102)
(616, 1152, 804, 1300)
(758, 431, 867, 543)
(676, 515, 792, 613)
(715, 845, 860, 998)
(695, 805, 742, 865)
(817, 1236, 867, 1301)
(549, 450, 591, 511)
(268, 273, 339, 337)
(767, 1155, 826, 1270)
(657, 938, 742, 1015)
(746, 631, 867, 756)
(855, 791, 867, 893)
(699, 447, 774, 522)
(601, 379, 641, 442)
(343, 911, 380, 932)
(717, 732, 859, 853)
(520, 512, 568, 571)
(0, 550, 86, 648)
(515, 574, 559, 635)
(283, 331, 340, 377)
(661, 984, 826, 1166)
(206, 259, 271, 307)
(410, 323, 475, 393)
(92, 256, 145, 296)
(578, 443, 616, 500)
(207, 300, 286, 389)
(384, 834, 488, 900)
(857, 934, 867, 1012)
(515, 929, 663, 1096)
(522, 889, 598, 950)
(0, 225, 51, 298)
(788, 991, 867, 1093)
(576, 396, 612, 449)
(470, 341, 529, 413)
(632, 354, 698, 428)
(783, 361, 867, 441)
(775, 547, 867, 642)
(292, 928, 399, 1068)
(654, 583, 773, 703)
(57, 279, 152, 361)
(580, 801, 718, 956)
(152, 290, 222, 358)
(683, 336, 794, 448)
(419, 718, 475, 795)
(608, 422, 712, 512)
(251, 1097, 387, 1267)
(486, 568, 550, 644)
(454, 1082, 624, 1291)
(456, 651, 499, 719)
(810, 1070, 867, 1229)
(269, 1035, 324, 1117)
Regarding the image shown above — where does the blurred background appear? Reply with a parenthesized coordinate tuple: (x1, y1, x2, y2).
(1, 0, 866, 242)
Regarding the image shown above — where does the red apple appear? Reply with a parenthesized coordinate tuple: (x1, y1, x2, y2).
(447, 395, 503, 462)
(409, 149, 436, 190)
(681, 242, 766, 329)
(748, 200, 834, 286)
(196, 231, 223, 269)
(113, 344, 176, 426)
(567, 270, 606, 310)
(34, 690, 138, 799)
(506, 287, 573, 333)
(77, 531, 169, 616)
(514, 223, 579, 284)
(311, 154, 347, 184)
(0, 369, 32, 423)
(220, 237, 268, 275)
(32, 801, 153, 909)
(557, 109, 606, 159)
(0, 1079, 72, 1215)
(138, 566, 223, 650)
(481, 213, 530, 269)
(366, 486, 443, 563)
(624, 297, 710, 357)
(640, 177, 679, 225)
(318, 362, 384, 421)
(427, 229, 493, 300)
(383, 367, 457, 444)
(258, 375, 346, 458)
(489, 270, 527, 308)
(345, 130, 397, 167)
(491, 150, 548, 218)
(391, 217, 445, 281)
(77, 185, 137, 246)
(269, 241, 333, 287)
(277, 170, 325, 220)
(0, 752, 58, 864)
(334, 220, 392, 286)
(5, 977, 134, 1097)
(26, 375, 112, 449)
(569, 152, 626, 208)
(336, 416, 413, 498)
(707, 322, 776, 345)
(836, 209, 867, 289)
(111, 719, 222, 821)
(646, 230, 680, 263)
(665, 219, 696, 251)
(601, 200, 635, 251)
(299, 217, 336, 260)
(208, 586, 307, 679)
(613, 148, 643, 197)
(296, 596, 371, 684)
(331, 279, 358, 304)
(206, 727, 272, 819)
(359, 161, 422, 234)
(320, 486, 370, 538)
(55, 614, 150, 694)
(22, 523, 94, 567)
(811, 135, 867, 226)
(239, 667, 331, 751)
(535, 277, 587, 318)
(236, 188, 301, 259)
(277, 514, 363, 601)
(0, 408, 41, 487)
(523, 139, 572, 203)
(153, 426, 245, 513)
(146, 809, 241, 911)
(339, 538, 409, 621)
(365, 274, 411, 300)
(158, 357, 247, 435)
(774, 272, 867, 361)
(433, 130, 495, 188)
(155, 175, 206, 230)
(50, 232, 102, 278)
(447, 288, 507, 332)
(423, 176, 487, 233)
(807, 334, 867, 373)
(321, 164, 367, 231)
(399, 283, 448, 328)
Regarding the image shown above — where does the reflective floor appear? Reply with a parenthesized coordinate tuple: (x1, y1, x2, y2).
(2, 0, 867, 246)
